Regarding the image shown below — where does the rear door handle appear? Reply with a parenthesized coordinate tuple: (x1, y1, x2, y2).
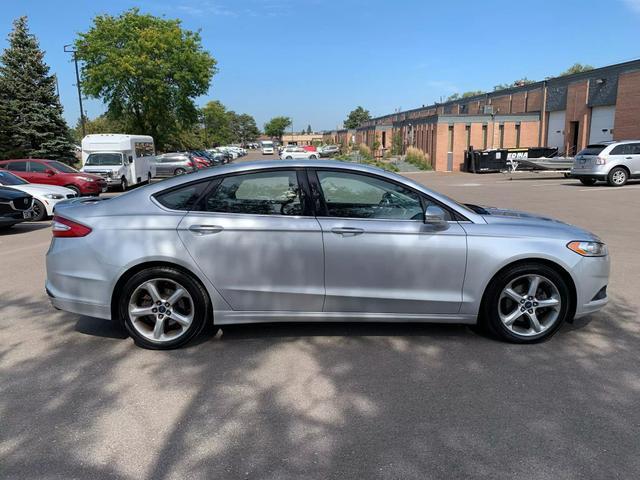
(331, 227, 364, 236)
(188, 224, 223, 235)
(626, 156, 633, 159)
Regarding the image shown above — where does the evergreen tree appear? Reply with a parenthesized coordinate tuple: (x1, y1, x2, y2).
(306, 124, 312, 134)
(0, 16, 75, 160)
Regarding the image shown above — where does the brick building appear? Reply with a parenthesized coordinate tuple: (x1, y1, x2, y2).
(328, 59, 640, 171)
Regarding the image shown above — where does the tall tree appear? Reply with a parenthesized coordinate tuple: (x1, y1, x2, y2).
(344, 106, 371, 129)
(446, 90, 485, 102)
(75, 9, 217, 150)
(201, 100, 232, 146)
(0, 16, 75, 160)
(264, 116, 291, 140)
(559, 63, 594, 76)
(71, 114, 124, 143)
(228, 112, 259, 144)
(493, 78, 535, 91)
(306, 124, 312, 134)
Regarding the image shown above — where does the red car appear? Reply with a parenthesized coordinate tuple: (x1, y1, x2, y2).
(302, 145, 317, 152)
(0, 159, 107, 196)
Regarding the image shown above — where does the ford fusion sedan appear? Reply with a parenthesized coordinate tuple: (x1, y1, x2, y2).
(0, 170, 77, 221)
(46, 160, 609, 349)
(0, 159, 107, 196)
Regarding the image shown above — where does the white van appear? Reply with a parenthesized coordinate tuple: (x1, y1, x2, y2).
(261, 140, 275, 155)
(81, 134, 157, 191)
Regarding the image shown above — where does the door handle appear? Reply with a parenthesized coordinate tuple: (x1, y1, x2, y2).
(626, 157, 633, 159)
(331, 227, 364, 236)
(188, 224, 223, 235)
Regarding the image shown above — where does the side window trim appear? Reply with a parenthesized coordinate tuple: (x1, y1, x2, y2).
(152, 179, 215, 212)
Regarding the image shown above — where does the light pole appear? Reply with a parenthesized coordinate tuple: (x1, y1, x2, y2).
(64, 44, 85, 138)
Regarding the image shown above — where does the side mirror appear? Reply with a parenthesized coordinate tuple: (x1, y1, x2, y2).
(128, 156, 133, 164)
(45, 169, 56, 176)
(424, 205, 448, 228)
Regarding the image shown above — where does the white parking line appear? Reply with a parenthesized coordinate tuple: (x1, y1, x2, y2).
(579, 186, 640, 192)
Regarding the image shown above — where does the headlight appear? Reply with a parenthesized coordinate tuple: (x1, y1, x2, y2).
(44, 193, 64, 200)
(80, 176, 95, 182)
(567, 241, 608, 257)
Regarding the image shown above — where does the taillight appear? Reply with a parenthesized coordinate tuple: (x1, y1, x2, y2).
(52, 215, 92, 238)
(595, 156, 607, 165)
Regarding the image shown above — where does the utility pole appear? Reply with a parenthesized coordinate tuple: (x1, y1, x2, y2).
(64, 44, 85, 138)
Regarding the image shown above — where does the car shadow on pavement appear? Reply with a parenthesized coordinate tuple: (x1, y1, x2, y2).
(0, 221, 50, 235)
(75, 315, 128, 339)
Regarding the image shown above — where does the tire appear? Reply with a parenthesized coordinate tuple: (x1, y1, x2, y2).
(285, 156, 293, 160)
(607, 167, 628, 187)
(310, 155, 318, 159)
(66, 185, 81, 196)
(174, 168, 186, 176)
(480, 263, 571, 343)
(120, 177, 128, 192)
(579, 178, 597, 186)
(147, 173, 152, 184)
(31, 199, 47, 221)
(118, 267, 210, 349)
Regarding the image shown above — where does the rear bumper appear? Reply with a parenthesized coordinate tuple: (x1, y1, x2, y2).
(570, 172, 607, 180)
(47, 288, 112, 320)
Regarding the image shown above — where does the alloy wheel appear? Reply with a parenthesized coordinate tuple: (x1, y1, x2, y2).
(612, 169, 627, 185)
(128, 278, 194, 343)
(498, 274, 562, 337)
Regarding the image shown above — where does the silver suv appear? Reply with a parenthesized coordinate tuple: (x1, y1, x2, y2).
(571, 140, 640, 186)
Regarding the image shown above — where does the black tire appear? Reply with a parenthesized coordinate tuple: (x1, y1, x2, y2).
(607, 166, 628, 187)
(65, 185, 81, 196)
(310, 154, 318, 159)
(480, 263, 571, 343)
(120, 177, 128, 191)
(31, 199, 47, 221)
(118, 267, 210, 349)
(285, 156, 293, 159)
(174, 168, 186, 176)
(579, 178, 597, 186)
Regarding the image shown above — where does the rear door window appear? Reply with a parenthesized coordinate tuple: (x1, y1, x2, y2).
(155, 181, 210, 211)
(7, 161, 27, 172)
(610, 144, 632, 155)
(29, 161, 48, 173)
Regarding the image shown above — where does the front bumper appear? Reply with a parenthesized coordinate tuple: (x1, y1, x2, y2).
(573, 254, 610, 318)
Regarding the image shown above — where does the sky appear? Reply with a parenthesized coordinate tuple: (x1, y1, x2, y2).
(1, 0, 640, 132)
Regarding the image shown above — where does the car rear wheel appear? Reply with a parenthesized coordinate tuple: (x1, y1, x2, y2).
(119, 267, 209, 349)
(607, 167, 628, 187)
(310, 155, 318, 159)
(285, 156, 293, 159)
(481, 263, 571, 343)
(579, 178, 597, 186)
(31, 199, 47, 221)
(174, 168, 186, 176)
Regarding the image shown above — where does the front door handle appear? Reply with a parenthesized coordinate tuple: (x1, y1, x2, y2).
(331, 227, 364, 236)
(188, 224, 223, 235)
(626, 156, 633, 159)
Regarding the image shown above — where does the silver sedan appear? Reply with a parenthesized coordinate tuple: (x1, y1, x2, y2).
(46, 160, 610, 349)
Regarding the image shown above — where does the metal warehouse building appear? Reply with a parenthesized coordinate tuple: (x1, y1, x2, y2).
(325, 59, 640, 171)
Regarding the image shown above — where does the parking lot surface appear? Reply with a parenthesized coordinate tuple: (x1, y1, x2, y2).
(1, 156, 639, 479)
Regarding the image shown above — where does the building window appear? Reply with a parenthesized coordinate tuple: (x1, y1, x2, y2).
(515, 124, 521, 148)
(482, 124, 488, 149)
(448, 125, 454, 152)
(499, 124, 504, 148)
(465, 124, 471, 149)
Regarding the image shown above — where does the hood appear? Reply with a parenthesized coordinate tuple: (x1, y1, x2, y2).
(476, 205, 601, 242)
(9, 184, 75, 196)
(81, 165, 124, 173)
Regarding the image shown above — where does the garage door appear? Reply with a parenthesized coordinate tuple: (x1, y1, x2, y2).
(547, 111, 565, 151)
(589, 106, 615, 144)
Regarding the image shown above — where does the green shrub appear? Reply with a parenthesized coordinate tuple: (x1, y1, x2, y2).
(405, 146, 432, 170)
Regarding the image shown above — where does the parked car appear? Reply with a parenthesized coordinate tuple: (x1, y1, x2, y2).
(80, 134, 156, 191)
(153, 154, 197, 178)
(571, 140, 640, 186)
(0, 170, 77, 221)
(0, 186, 33, 229)
(302, 145, 317, 152)
(47, 160, 609, 349)
(0, 159, 107, 196)
(188, 153, 212, 169)
(319, 145, 340, 157)
(280, 146, 319, 160)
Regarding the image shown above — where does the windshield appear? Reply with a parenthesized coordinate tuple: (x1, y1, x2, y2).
(85, 153, 123, 166)
(261, 142, 273, 147)
(0, 170, 28, 186)
(46, 161, 78, 173)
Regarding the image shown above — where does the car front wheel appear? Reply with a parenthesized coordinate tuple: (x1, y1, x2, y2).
(31, 199, 47, 221)
(120, 177, 128, 191)
(481, 263, 571, 343)
(118, 267, 210, 349)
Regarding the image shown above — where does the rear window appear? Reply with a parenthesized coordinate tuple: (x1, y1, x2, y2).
(577, 145, 606, 156)
(155, 181, 210, 210)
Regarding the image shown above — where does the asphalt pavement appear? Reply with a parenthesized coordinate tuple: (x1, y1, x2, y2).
(1, 152, 639, 479)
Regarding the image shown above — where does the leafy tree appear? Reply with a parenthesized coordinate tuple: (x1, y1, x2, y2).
(559, 63, 594, 76)
(71, 114, 124, 143)
(0, 16, 75, 160)
(264, 116, 291, 140)
(446, 90, 485, 101)
(391, 132, 403, 155)
(344, 106, 371, 129)
(493, 77, 535, 91)
(306, 124, 312, 134)
(75, 9, 217, 150)
(228, 111, 259, 144)
(201, 100, 232, 146)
